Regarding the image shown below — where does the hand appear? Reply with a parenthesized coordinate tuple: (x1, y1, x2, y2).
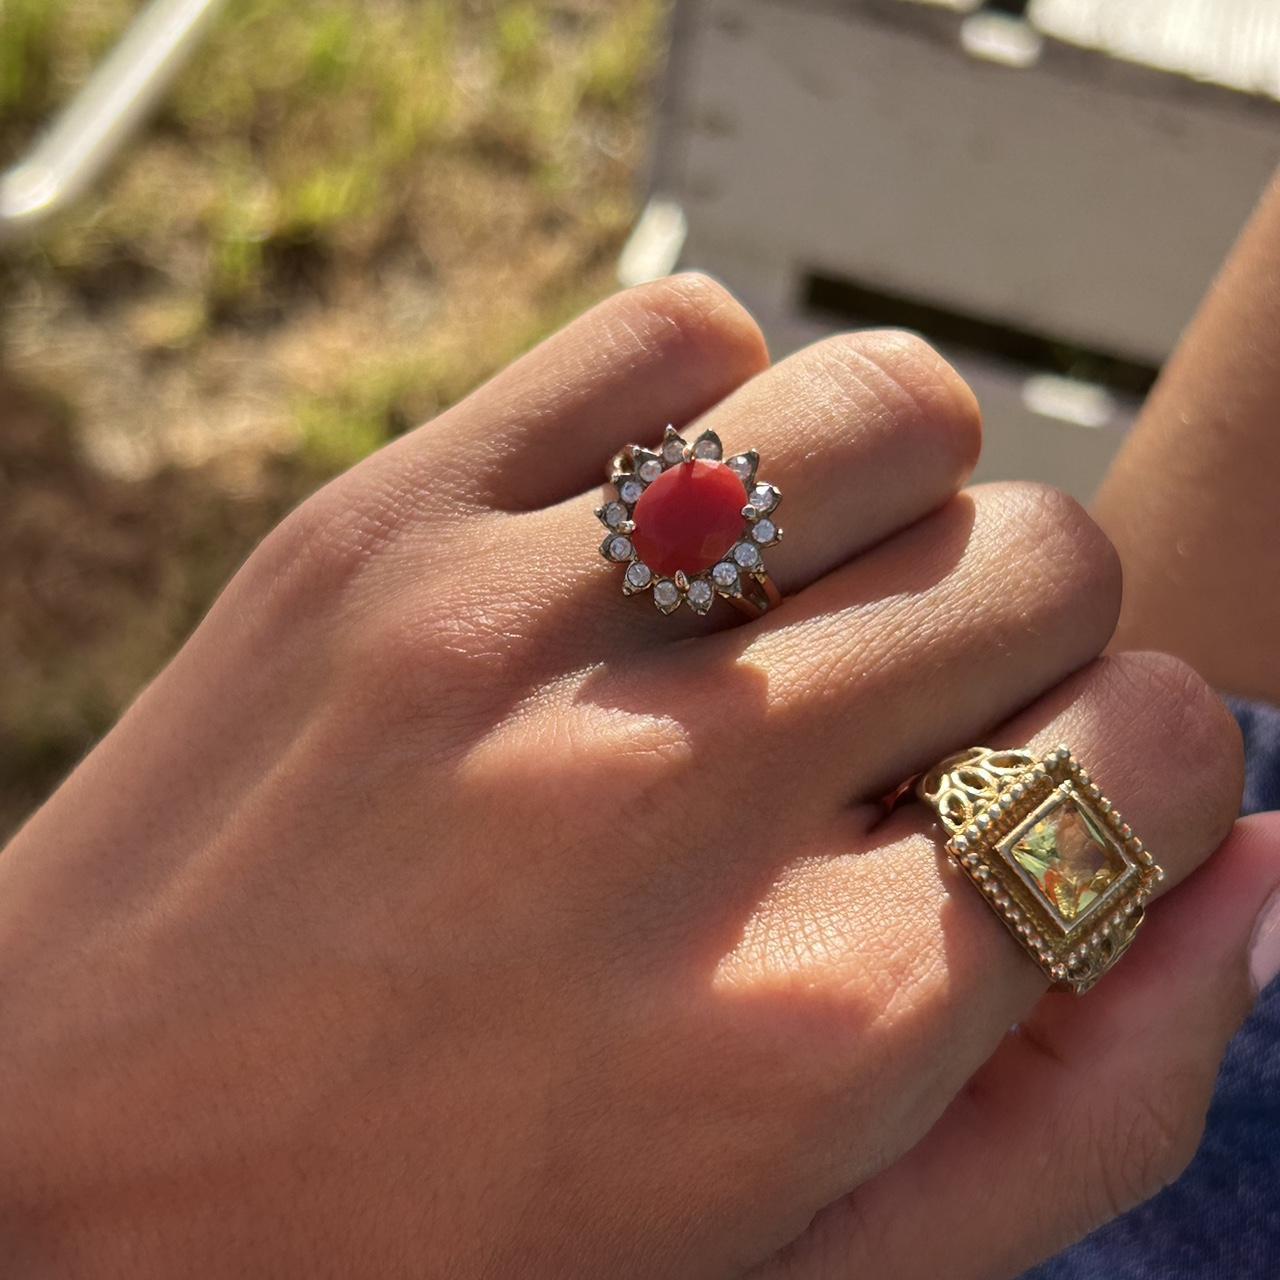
(0, 275, 1269, 1278)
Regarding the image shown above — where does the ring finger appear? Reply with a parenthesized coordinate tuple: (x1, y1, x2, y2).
(723, 649, 1242, 1250)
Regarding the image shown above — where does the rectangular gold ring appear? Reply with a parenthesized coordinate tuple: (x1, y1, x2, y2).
(917, 745, 1164, 994)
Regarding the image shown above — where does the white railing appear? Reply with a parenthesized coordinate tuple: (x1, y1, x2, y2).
(0, 0, 225, 245)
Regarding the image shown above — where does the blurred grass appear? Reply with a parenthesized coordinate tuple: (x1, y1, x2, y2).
(0, 0, 666, 836)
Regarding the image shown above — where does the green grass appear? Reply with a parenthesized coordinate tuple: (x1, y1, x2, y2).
(0, 0, 667, 835)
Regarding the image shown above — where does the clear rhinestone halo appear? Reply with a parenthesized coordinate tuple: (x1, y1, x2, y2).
(596, 425, 783, 615)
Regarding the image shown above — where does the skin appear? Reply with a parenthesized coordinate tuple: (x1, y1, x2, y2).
(1096, 169, 1280, 705)
(0, 273, 1274, 1279)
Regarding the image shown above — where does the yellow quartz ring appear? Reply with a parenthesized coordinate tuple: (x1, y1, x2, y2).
(917, 745, 1164, 994)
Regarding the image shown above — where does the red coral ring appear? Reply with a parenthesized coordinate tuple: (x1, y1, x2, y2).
(597, 425, 783, 617)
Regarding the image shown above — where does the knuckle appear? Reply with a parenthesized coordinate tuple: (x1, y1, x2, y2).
(238, 494, 357, 610)
(244, 460, 477, 620)
(988, 481, 1123, 621)
(326, 610, 495, 754)
(247, 474, 412, 605)
(1113, 650, 1226, 738)
(620, 272, 767, 374)
(997, 481, 1100, 556)
(349, 592, 525, 712)
(1109, 651, 1244, 825)
(805, 330, 982, 478)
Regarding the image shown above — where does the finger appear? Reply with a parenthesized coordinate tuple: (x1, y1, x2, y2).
(404, 273, 770, 512)
(532, 329, 982, 656)
(712, 481, 1122, 811)
(690, 329, 983, 595)
(263, 275, 768, 633)
(712, 651, 1242, 1217)
(762, 814, 1280, 1280)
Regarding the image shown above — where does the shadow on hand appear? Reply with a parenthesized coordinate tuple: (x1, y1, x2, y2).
(569, 493, 980, 976)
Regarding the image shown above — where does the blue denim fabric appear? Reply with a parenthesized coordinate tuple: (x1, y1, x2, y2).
(1024, 697, 1280, 1280)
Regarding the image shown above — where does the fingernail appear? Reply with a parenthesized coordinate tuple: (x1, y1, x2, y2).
(1250, 887, 1280, 995)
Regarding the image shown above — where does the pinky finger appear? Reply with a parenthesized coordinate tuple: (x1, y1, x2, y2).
(761, 814, 1280, 1280)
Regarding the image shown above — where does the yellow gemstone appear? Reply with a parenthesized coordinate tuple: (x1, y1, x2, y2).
(1006, 795, 1125, 923)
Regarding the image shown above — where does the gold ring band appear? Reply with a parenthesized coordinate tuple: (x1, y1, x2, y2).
(728, 572, 782, 618)
(917, 745, 1164, 994)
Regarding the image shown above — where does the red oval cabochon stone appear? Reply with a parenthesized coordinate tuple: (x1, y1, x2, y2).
(630, 460, 747, 578)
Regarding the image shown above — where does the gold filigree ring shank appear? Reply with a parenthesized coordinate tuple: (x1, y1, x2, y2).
(917, 745, 1165, 995)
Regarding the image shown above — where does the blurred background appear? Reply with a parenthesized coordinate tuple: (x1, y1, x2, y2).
(2, 0, 1278, 838)
(0, 0, 662, 834)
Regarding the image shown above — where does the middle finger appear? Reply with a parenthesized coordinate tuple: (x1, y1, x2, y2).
(527, 329, 983, 660)
(661, 479, 1123, 817)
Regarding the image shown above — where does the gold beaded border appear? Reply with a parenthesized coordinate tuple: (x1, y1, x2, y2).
(945, 745, 1164, 994)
